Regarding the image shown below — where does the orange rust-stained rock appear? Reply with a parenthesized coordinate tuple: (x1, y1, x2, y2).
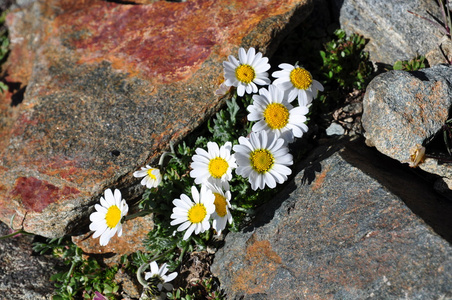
(0, 0, 314, 240)
(72, 213, 153, 264)
(54, 0, 305, 84)
(232, 237, 282, 294)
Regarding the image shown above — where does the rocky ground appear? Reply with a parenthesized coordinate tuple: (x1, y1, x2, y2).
(1, 0, 452, 299)
(0, 222, 61, 299)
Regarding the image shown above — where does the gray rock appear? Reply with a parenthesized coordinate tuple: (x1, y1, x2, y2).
(362, 64, 452, 189)
(326, 122, 345, 136)
(335, 0, 445, 64)
(0, 222, 60, 299)
(212, 138, 452, 299)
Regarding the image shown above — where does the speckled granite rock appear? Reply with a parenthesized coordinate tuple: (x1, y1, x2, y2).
(211, 138, 452, 299)
(362, 64, 452, 190)
(0, 221, 61, 299)
(0, 0, 314, 238)
(334, 0, 446, 64)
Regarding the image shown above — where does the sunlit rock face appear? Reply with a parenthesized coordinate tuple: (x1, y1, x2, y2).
(334, 0, 444, 65)
(0, 0, 313, 238)
(212, 141, 452, 299)
(362, 65, 452, 190)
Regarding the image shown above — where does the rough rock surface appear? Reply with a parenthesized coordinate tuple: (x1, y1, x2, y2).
(0, 0, 314, 238)
(362, 64, 452, 189)
(334, 0, 446, 64)
(0, 221, 61, 299)
(72, 213, 153, 264)
(211, 138, 452, 299)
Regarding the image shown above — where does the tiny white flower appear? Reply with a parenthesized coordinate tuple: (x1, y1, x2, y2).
(223, 47, 271, 97)
(272, 63, 324, 106)
(170, 185, 215, 240)
(190, 141, 237, 187)
(233, 130, 293, 190)
(144, 261, 178, 294)
(133, 165, 162, 189)
(89, 188, 129, 246)
(247, 84, 309, 143)
(204, 182, 233, 235)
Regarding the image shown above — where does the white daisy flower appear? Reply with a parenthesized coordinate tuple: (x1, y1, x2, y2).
(144, 261, 178, 295)
(204, 182, 233, 235)
(190, 141, 237, 187)
(133, 165, 162, 189)
(89, 188, 129, 246)
(233, 130, 293, 190)
(247, 84, 309, 143)
(272, 63, 324, 106)
(170, 185, 215, 240)
(223, 47, 271, 97)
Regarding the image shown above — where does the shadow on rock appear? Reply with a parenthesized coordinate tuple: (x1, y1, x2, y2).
(341, 136, 452, 245)
(244, 135, 349, 233)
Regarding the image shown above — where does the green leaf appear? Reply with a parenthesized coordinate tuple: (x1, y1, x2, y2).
(393, 60, 403, 70)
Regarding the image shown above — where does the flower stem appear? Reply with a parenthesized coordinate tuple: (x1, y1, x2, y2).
(0, 229, 32, 240)
(136, 244, 178, 287)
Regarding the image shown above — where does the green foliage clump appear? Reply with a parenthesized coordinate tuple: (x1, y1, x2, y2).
(320, 29, 374, 91)
(392, 54, 427, 71)
(207, 96, 251, 145)
(167, 278, 225, 300)
(33, 237, 120, 300)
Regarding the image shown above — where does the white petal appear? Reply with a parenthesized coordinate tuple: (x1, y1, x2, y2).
(264, 172, 276, 189)
(191, 186, 200, 203)
(297, 90, 309, 106)
(183, 224, 196, 240)
(313, 80, 324, 92)
(246, 47, 256, 64)
(278, 63, 294, 70)
(133, 170, 147, 178)
(228, 55, 240, 67)
(104, 189, 114, 204)
(166, 272, 177, 283)
(177, 221, 191, 232)
(237, 84, 245, 96)
(207, 141, 220, 157)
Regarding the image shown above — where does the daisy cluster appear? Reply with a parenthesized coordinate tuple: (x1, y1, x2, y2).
(89, 47, 322, 245)
(167, 47, 322, 241)
(87, 47, 322, 296)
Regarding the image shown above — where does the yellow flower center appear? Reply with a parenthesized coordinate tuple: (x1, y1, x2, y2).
(250, 149, 274, 174)
(188, 203, 207, 224)
(146, 169, 157, 180)
(105, 205, 121, 229)
(235, 64, 255, 84)
(263, 103, 290, 129)
(213, 193, 228, 217)
(290, 67, 312, 90)
(208, 157, 229, 179)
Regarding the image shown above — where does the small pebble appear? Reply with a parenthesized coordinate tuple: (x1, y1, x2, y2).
(326, 122, 345, 136)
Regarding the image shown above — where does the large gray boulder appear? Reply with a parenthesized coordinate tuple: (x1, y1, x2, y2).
(362, 64, 452, 190)
(211, 138, 452, 299)
(334, 0, 447, 64)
